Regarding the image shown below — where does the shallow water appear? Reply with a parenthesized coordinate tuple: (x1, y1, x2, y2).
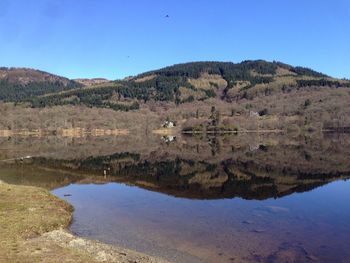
(53, 180, 350, 263)
(1, 133, 350, 262)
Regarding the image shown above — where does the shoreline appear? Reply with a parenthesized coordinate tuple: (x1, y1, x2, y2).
(0, 182, 168, 263)
(1, 128, 348, 138)
(0, 128, 129, 138)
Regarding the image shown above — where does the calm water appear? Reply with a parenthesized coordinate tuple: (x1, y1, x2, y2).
(53, 181, 350, 263)
(1, 133, 350, 262)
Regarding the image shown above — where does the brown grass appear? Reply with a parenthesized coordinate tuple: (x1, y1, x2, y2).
(0, 183, 76, 262)
(179, 86, 206, 101)
(188, 73, 227, 90)
(133, 74, 157, 83)
(0, 182, 168, 262)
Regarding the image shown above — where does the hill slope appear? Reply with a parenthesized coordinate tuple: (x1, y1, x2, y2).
(0, 67, 82, 101)
(20, 60, 350, 110)
(1, 60, 350, 133)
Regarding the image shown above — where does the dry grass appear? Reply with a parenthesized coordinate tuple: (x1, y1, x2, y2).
(0, 183, 78, 262)
(133, 74, 157, 83)
(178, 86, 206, 101)
(74, 78, 110, 86)
(241, 76, 297, 98)
(275, 67, 297, 76)
(188, 73, 227, 90)
(0, 182, 168, 263)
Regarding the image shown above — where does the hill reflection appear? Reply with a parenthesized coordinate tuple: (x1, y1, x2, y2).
(1, 132, 349, 200)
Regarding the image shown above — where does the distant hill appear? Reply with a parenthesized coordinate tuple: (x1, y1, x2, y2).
(0, 67, 82, 101)
(0, 60, 350, 133)
(0, 60, 349, 114)
(4, 60, 344, 110)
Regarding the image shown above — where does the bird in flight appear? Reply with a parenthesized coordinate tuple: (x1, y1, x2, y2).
(165, 15, 169, 18)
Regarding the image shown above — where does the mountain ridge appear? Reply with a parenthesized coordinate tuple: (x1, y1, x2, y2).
(10, 60, 346, 109)
(0, 60, 350, 133)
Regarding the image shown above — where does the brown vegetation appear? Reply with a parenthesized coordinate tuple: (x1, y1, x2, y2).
(74, 78, 111, 86)
(0, 183, 168, 262)
(0, 68, 73, 86)
(1, 83, 349, 135)
(1, 61, 350, 133)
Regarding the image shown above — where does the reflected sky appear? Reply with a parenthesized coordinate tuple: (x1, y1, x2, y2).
(53, 180, 350, 263)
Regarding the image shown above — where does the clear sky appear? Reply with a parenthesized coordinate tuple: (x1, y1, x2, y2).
(0, 0, 349, 79)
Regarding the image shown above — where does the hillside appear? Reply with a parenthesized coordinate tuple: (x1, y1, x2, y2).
(0, 67, 82, 101)
(20, 60, 350, 109)
(0, 60, 350, 132)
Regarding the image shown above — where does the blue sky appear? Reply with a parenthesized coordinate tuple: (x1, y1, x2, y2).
(0, 0, 349, 79)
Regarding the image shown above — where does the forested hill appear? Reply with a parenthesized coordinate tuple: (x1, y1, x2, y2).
(0, 67, 82, 101)
(1, 61, 350, 111)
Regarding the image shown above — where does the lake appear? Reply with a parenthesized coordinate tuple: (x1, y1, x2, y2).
(1, 133, 350, 262)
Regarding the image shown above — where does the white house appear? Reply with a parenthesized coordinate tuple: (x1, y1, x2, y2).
(162, 121, 175, 128)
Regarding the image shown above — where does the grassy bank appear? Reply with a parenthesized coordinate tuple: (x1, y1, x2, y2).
(0, 182, 167, 263)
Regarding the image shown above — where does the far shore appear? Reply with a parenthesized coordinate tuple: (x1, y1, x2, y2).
(0, 128, 129, 138)
(1, 127, 348, 138)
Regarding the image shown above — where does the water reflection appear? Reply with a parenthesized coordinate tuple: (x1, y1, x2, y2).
(1, 133, 349, 200)
(0, 133, 350, 262)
